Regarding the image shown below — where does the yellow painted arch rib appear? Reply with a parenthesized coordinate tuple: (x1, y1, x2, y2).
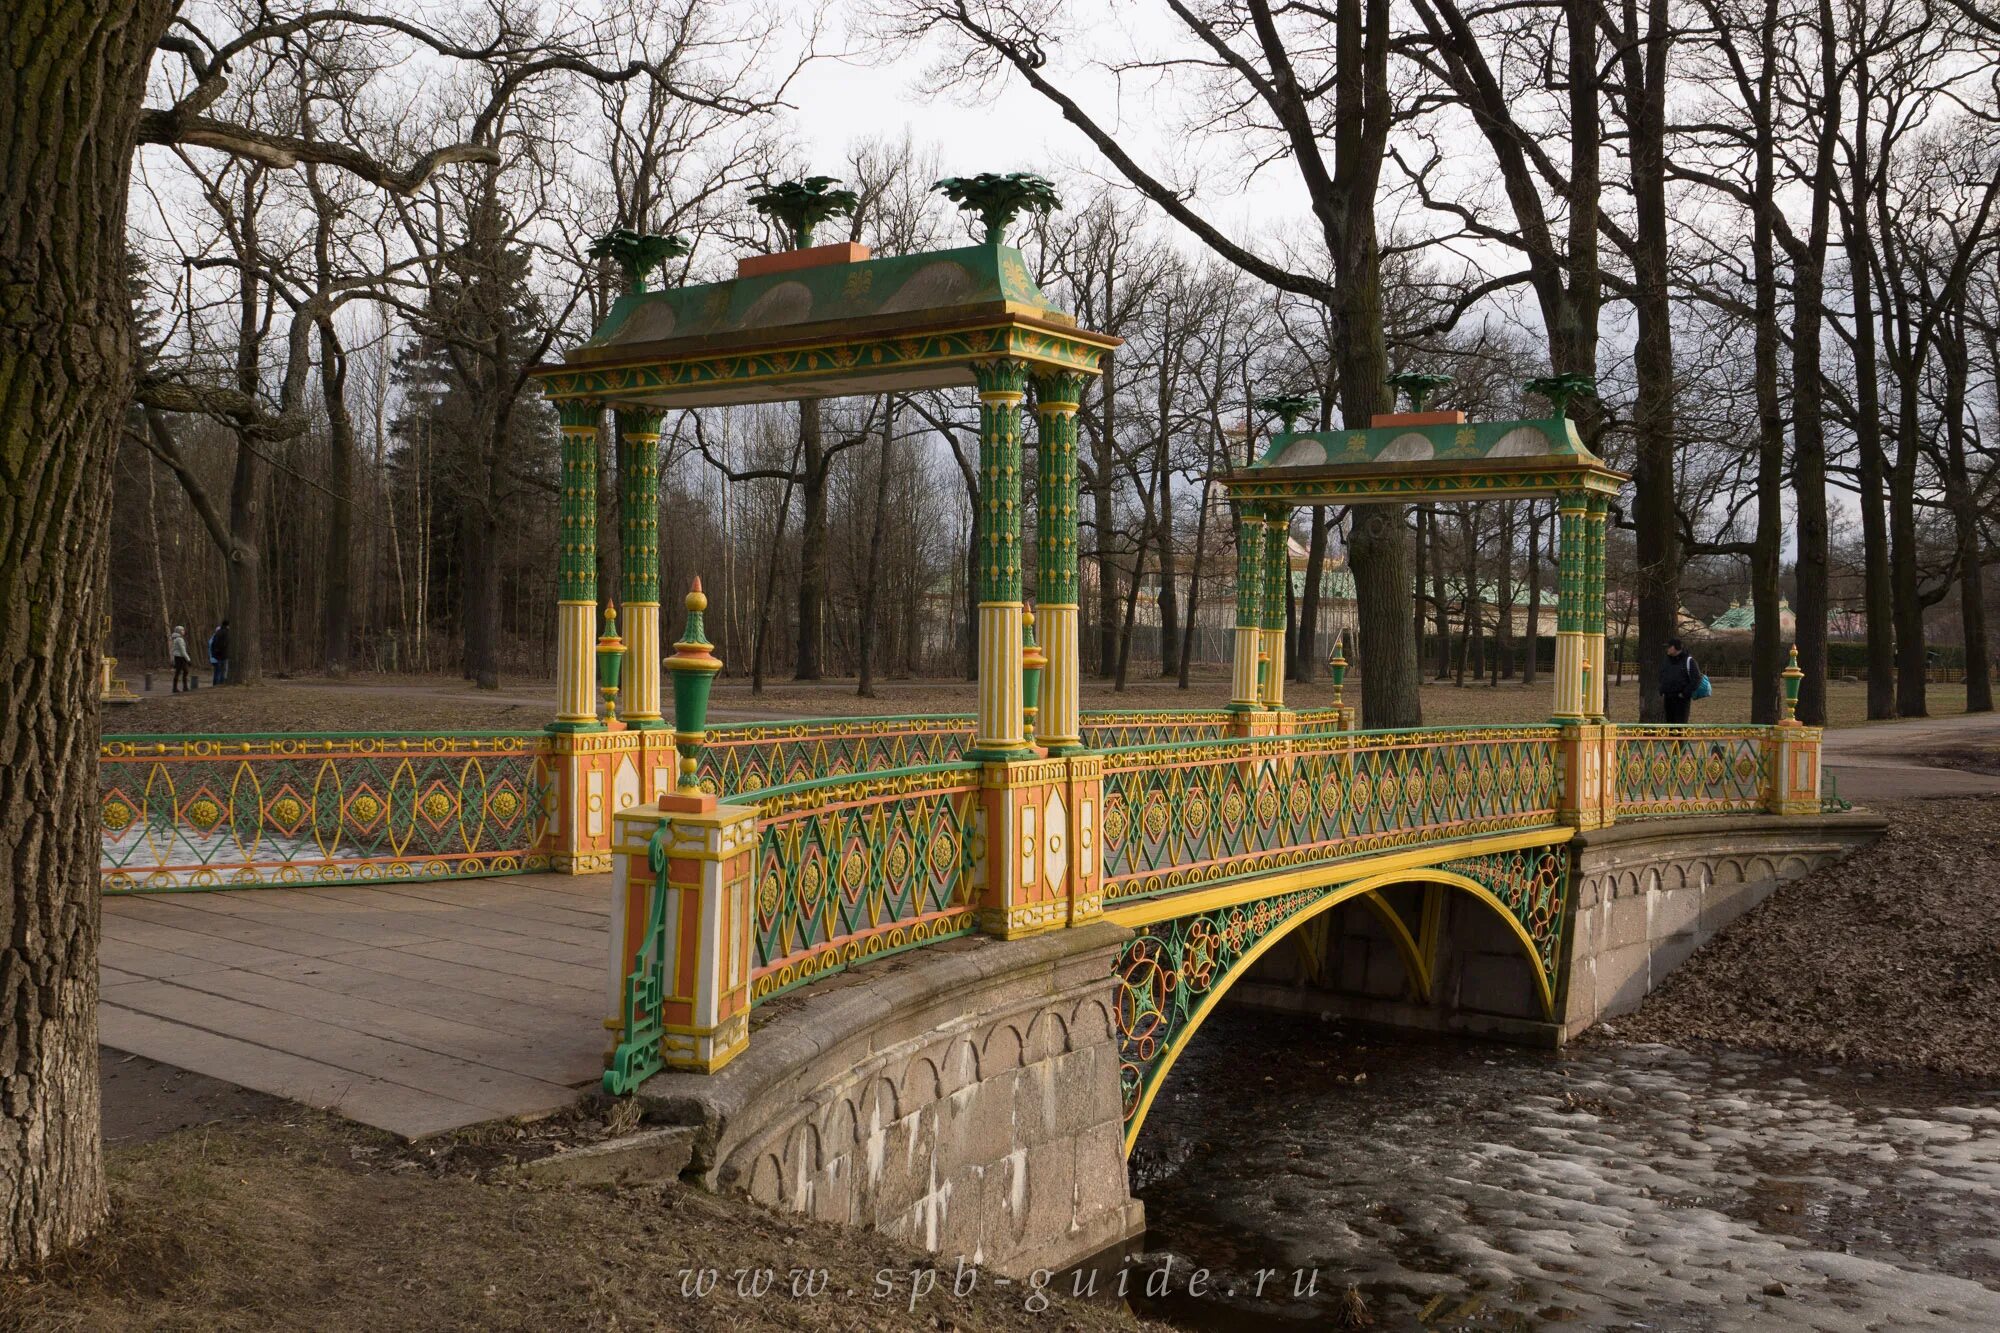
(1119, 864, 1560, 1155)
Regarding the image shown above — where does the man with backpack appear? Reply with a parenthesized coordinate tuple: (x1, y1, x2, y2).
(1659, 638, 1704, 724)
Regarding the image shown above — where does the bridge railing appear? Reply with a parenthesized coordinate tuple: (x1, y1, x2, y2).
(1097, 725, 1562, 905)
(1614, 724, 1772, 817)
(602, 707, 1825, 1085)
(695, 715, 971, 794)
(740, 762, 983, 1003)
(98, 731, 552, 891)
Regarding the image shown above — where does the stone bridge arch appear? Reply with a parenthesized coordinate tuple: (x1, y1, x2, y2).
(1112, 837, 1571, 1151)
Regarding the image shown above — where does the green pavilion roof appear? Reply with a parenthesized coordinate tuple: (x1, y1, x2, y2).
(534, 243, 1117, 409)
(1224, 414, 1627, 506)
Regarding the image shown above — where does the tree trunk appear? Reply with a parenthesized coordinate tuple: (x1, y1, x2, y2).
(857, 400, 897, 697)
(2, 0, 170, 1267)
(1429, 506, 1452, 678)
(1523, 507, 1542, 687)
(1624, 0, 1679, 723)
(1846, 56, 1896, 719)
(794, 399, 825, 680)
(1296, 508, 1327, 682)
(1942, 331, 1992, 712)
(1747, 0, 1784, 725)
(1787, 0, 1839, 726)
(317, 321, 355, 676)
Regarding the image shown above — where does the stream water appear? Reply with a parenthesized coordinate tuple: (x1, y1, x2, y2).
(1125, 1008, 2000, 1331)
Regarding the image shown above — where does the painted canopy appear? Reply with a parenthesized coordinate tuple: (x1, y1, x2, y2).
(1223, 415, 1627, 506)
(534, 243, 1118, 409)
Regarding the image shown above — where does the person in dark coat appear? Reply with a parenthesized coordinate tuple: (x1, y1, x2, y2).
(1659, 638, 1700, 724)
(209, 619, 230, 687)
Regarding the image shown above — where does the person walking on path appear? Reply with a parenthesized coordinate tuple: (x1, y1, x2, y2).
(1659, 638, 1701, 724)
(169, 625, 191, 694)
(208, 619, 230, 687)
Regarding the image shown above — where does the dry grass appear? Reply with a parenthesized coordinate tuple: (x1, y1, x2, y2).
(2, 1108, 1155, 1333)
(104, 668, 1970, 736)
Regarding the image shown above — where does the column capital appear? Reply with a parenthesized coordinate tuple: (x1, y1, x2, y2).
(1030, 367, 1089, 409)
(616, 407, 663, 439)
(973, 356, 1031, 400)
(556, 399, 603, 432)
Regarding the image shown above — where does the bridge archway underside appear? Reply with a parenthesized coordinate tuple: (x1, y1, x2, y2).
(1109, 827, 1571, 1150)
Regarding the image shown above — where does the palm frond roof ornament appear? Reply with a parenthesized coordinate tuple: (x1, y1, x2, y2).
(1253, 393, 1319, 433)
(1522, 373, 1598, 420)
(1387, 371, 1455, 413)
(587, 229, 692, 294)
(933, 172, 1063, 245)
(747, 176, 860, 249)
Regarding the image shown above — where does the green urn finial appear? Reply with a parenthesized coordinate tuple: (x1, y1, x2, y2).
(933, 172, 1063, 245)
(587, 228, 692, 294)
(1523, 373, 1598, 420)
(1253, 393, 1319, 434)
(665, 579, 723, 794)
(747, 176, 860, 249)
(1387, 371, 1455, 413)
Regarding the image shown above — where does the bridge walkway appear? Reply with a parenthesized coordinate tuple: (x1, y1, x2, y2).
(99, 872, 609, 1137)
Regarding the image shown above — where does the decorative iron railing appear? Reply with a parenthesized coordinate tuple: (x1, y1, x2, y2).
(1096, 725, 1562, 904)
(1076, 709, 1237, 749)
(1614, 725, 1771, 817)
(741, 761, 982, 1003)
(99, 732, 551, 891)
(696, 715, 970, 795)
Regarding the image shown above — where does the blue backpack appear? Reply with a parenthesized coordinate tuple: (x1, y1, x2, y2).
(1689, 657, 1712, 700)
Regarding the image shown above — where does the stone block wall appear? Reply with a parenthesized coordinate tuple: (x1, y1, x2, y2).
(637, 922, 1142, 1277)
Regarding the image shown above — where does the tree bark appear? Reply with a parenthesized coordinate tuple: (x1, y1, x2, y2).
(1845, 48, 1896, 718)
(1523, 507, 1543, 687)
(857, 400, 897, 697)
(2, 0, 171, 1267)
(794, 399, 826, 680)
(1619, 0, 1679, 723)
(1747, 0, 1785, 725)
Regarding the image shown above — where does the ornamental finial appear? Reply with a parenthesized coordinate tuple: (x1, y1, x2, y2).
(666, 578, 722, 794)
(748, 176, 860, 249)
(1253, 393, 1318, 434)
(1523, 373, 1598, 420)
(1387, 370, 1455, 413)
(587, 228, 692, 294)
(933, 172, 1063, 245)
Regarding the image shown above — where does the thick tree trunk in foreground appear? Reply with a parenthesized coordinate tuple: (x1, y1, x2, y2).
(2, 0, 171, 1267)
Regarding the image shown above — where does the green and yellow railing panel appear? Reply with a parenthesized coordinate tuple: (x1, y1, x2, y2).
(696, 714, 972, 796)
(1096, 725, 1562, 905)
(1614, 724, 1770, 817)
(99, 731, 552, 891)
(741, 761, 982, 1003)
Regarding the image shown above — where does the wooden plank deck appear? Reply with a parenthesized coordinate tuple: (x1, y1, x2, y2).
(100, 873, 610, 1139)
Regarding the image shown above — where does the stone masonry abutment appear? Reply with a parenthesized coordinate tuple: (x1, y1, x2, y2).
(635, 921, 1142, 1278)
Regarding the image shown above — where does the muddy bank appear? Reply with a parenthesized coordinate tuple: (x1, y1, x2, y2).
(1606, 796, 2000, 1081)
(9, 1076, 1160, 1333)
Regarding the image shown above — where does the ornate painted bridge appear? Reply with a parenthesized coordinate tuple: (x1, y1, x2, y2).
(92, 201, 1857, 1275)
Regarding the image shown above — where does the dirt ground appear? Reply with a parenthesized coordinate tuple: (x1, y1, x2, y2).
(1608, 795, 2000, 1083)
(7, 1067, 1160, 1333)
(100, 668, 1970, 735)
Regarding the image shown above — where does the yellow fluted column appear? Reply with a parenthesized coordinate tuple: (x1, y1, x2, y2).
(1033, 371, 1087, 753)
(618, 412, 665, 729)
(554, 400, 602, 729)
(971, 358, 1032, 759)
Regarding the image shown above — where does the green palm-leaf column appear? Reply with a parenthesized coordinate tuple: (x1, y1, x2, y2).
(971, 357, 1033, 760)
(553, 400, 604, 730)
(1552, 490, 1590, 723)
(1261, 508, 1291, 709)
(1230, 506, 1266, 714)
(1033, 369, 1088, 753)
(1584, 494, 1610, 720)
(619, 411, 666, 732)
